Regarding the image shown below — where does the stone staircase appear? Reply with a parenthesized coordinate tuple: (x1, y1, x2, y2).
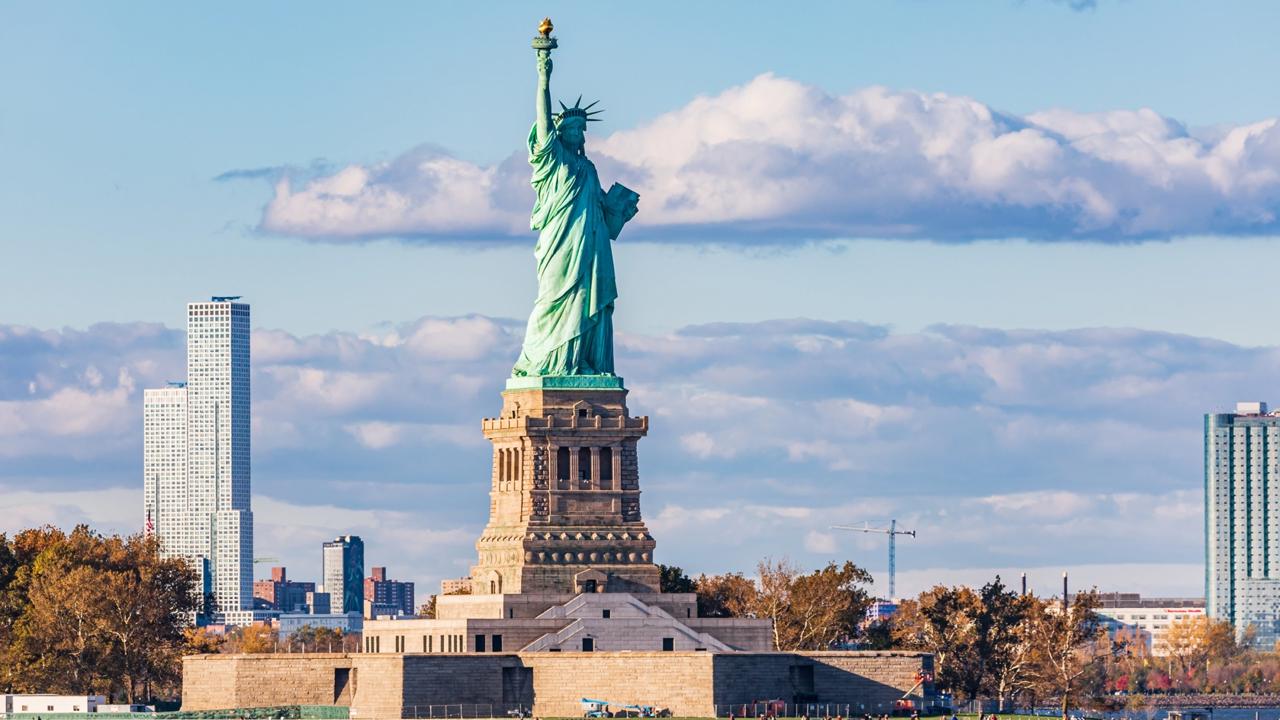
(523, 593, 733, 652)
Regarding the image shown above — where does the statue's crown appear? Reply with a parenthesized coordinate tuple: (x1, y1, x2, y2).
(557, 95, 602, 123)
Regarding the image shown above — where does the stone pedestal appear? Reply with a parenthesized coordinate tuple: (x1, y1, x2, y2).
(469, 377, 660, 595)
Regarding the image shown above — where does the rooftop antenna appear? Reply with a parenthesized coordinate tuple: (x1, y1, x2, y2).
(831, 519, 916, 599)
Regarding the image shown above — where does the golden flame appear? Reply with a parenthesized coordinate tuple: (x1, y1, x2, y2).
(538, 17, 554, 38)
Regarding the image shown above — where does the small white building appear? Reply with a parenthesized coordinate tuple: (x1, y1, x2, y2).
(2, 694, 105, 714)
(276, 611, 362, 637)
(98, 704, 155, 713)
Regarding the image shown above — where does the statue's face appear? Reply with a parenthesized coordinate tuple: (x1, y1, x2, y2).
(560, 120, 585, 151)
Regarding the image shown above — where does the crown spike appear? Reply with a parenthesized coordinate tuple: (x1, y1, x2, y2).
(559, 100, 568, 111)
(555, 97, 604, 125)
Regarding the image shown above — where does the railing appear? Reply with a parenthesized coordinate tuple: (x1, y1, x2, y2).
(0, 705, 351, 720)
(396, 705, 530, 719)
(482, 415, 649, 432)
(714, 699, 957, 718)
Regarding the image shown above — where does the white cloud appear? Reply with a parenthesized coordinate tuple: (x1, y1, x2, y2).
(2, 315, 1268, 596)
(804, 531, 837, 554)
(249, 75, 1280, 243)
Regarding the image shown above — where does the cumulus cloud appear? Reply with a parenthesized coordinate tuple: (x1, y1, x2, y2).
(245, 75, 1280, 244)
(5, 314, 1274, 592)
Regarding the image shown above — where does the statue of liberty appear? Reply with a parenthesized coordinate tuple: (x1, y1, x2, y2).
(512, 19, 640, 379)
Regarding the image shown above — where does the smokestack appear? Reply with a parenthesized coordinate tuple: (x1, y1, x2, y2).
(1021, 572, 1027, 597)
(1062, 571, 1068, 611)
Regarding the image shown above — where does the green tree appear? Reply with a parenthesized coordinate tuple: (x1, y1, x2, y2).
(658, 564, 696, 594)
(974, 577, 1032, 709)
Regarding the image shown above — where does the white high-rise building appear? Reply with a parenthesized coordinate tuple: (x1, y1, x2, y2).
(144, 384, 189, 554)
(144, 297, 258, 625)
(1206, 401, 1280, 649)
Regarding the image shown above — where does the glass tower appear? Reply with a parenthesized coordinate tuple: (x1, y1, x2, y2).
(322, 535, 365, 615)
(1205, 401, 1280, 648)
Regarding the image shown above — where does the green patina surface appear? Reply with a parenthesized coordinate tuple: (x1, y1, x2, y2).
(511, 27, 638, 380)
(505, 374, 624, 391)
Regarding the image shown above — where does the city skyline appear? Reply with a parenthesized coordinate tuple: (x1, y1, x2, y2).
(6, 1, 1280, 601)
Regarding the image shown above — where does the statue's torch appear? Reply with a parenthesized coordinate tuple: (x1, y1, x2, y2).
(532, 17, 558, 52)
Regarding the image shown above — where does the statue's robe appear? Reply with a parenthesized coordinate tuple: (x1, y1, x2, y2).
(512, 123, 617, 377)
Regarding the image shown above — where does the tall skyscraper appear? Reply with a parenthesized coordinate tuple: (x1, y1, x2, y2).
(1206, 401, 1280, 648)
(144, 297, 257, 625)
(322, 535, 365, 615)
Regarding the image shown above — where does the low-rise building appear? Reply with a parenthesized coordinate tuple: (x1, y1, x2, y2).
(440, 577, 471, 595)
(1091, 593, 1205, 656)
(307, 590, 332, 614)
(2, 695, 105, 714)
(865, 600, 898, 623)
(276, 612, 363, 638)
(253, 566, 317, 612)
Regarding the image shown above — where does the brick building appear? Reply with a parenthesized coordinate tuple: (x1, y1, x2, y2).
(252, 567, 316, 612)
(364, 566, 415, 617)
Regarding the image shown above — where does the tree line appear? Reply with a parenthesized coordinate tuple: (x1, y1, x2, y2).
(6, 523, 1279, 709)
(665, 564, 1280, 712)
(0, 526, 202, 703)
(883, 580, 1280, 708)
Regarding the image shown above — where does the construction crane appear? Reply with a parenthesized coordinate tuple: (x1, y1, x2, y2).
(830, 519, 916, 600)
(253, 556, 280, 565)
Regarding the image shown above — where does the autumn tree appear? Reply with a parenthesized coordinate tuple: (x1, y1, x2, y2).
(693, 572, 755, 618)
(183, 627, 225, 655)
(221, 623, 278, 654)
(1162, 615, 1240, 689)
(420, 595, 438, 619)
(420, 584, 471, 620)
(892, 585, 981, 697)
(1025, 590, 1103, 720)
(285, 625, 352, 653)
(774, 560, 874, 650)
(0, 526, 200, 702)
(735, 558, 874, 651)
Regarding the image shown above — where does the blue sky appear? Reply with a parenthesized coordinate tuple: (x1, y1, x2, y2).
(3, 0, 1280, 599)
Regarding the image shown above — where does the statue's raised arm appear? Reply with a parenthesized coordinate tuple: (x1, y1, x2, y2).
(533, 18, 557, 147)
(535, 54, 554, 146)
